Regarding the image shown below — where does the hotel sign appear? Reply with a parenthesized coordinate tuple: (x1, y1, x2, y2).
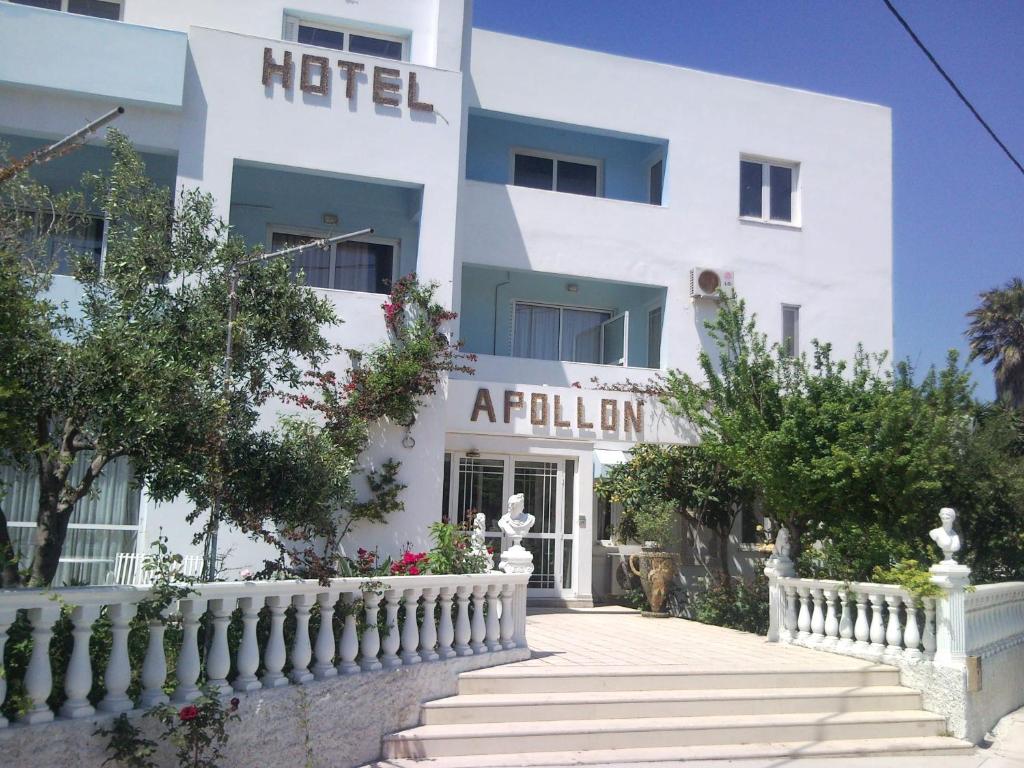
(261, 48, 434, 113)
(446, 380, 693, 446)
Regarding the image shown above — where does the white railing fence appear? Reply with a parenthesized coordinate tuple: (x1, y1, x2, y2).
(0, 572, 529, 728)
(763, 509, 1024, 742)
(111, 552, 205, 586)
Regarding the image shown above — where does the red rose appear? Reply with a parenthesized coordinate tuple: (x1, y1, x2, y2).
(179, 705, 198, 722)
(408, 565, 420, 576)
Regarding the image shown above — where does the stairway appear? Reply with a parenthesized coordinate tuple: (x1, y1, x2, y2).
(376, 665, 974, 766)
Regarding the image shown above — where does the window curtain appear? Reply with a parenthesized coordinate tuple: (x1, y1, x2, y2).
(335, 241, 375, 292)
(513, 304, 560, 360)
(272, 233, 331, 289)
(561, 308, 609, 363)
(1, 455, 141, 585)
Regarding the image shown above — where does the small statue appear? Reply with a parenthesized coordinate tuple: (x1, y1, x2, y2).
(929, 507, 961, 564)
(470, 511, 488, 561)
(498, 493, 535, 545)
(769, 527, 792, 564)
(498, 493, 536, 575)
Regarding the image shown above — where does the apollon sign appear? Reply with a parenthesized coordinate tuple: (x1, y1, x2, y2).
(470, 388, 643, 435)
(261, 48, 434, 113)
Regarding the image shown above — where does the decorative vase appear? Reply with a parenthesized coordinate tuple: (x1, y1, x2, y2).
(628, 545, 678, 618)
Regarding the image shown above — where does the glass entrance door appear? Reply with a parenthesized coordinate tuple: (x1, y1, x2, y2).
(447, 453, 575, 597)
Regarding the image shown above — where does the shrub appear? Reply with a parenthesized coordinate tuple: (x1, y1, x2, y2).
(690, 574, 769, 635)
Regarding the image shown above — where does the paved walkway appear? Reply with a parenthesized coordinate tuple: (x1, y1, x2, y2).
(514, 606, 877, 671)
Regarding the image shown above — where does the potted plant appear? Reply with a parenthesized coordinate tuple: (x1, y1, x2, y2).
(622, 501, 679, 617)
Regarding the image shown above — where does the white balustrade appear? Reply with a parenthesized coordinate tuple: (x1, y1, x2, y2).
(796, 586, 811, 641)
(837, 592, 854, 649)
(922, 597, 937, 660)
(904, 599, 922, 661)
(882, 594, 904, 662)
(0, 572, 529, 728)
(61, 605, 100, 718)
(822, 589, 839, 649)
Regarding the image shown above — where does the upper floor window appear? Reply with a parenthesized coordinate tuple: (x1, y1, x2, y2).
(9, 0, 121, 19)
(782, 304, 800, 357)
(511, 150, 601, 198)
(740, 158, 797, 224)
(649, 159, 664, 206)
(283, 15, 407, 61)
(270, 229, 397, 294)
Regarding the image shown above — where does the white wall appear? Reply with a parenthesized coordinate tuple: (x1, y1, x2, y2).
(460, 29, 893, 380)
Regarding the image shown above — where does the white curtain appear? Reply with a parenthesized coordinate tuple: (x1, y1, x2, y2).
(513, 304, 560, 360)
(272, 232, 331, 289)
(1, 455, 140, 585)
(335, 241, 376, 292)
(561, 308, 609, 363)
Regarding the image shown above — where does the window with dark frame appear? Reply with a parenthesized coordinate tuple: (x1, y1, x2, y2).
(286, 16, 406, 61)
(271, 231, 395, 294)
(512, 152, 600, 197)
(740, 158, 797, 223)
(10, 0, 120, 19)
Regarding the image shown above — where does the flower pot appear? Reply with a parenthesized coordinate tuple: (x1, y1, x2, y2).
(628, 545, 678, 617)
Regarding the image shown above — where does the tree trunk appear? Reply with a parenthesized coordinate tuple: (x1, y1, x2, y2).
(715, 525, 732, 584)
(0, 504, 22, 587)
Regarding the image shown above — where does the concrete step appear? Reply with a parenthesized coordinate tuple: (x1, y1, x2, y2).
(457, 665, 900, 695)
(422, 685, 922, 724)
(371, 735, 975, 767)
(382, 709, 948, 758)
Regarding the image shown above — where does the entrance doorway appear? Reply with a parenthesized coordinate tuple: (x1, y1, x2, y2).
(443, 452, 576, 597)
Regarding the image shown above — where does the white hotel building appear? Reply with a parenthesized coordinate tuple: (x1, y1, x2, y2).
(0, 0, 892, 603)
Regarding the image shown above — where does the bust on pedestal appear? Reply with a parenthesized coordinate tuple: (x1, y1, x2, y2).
(928, 507, 971, 667)
(498, 493, 535, 575)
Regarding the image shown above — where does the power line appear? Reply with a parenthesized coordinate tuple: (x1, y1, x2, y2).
(881, 0, 1024, 179)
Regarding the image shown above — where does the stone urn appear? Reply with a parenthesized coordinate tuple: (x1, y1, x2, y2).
(628, 545, 678, 618)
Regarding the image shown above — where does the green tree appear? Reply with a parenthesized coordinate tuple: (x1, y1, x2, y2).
(0, 132, 338, 586)
(595, 443, 753, 580)
(967, 277, 1024, 411)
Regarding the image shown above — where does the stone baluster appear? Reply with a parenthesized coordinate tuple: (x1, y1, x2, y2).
(400, 588, 422, 665)
(338, 592, 360, 675)
(312, 592, 338, 680)
(922, 597, 937, 660)
(837, 592, 854, 650)
(233, 597, 262, 692)
(853, 592, 871, 653)
(140, 611, 170, 707)
(436, 587, 456, 659)
(784, 585, 799, 643)
(500, 582, 516, 650)
(454, 585, 472, 656)
(867, 593, 886, 660)
(883, 594, 904, 662)
(380, 590, 402, 669)
(260, 595, 289, 688)
(289, 593, 315, 684)
(470, 584, 487, 654)
(822, 589, 840, 649)
(173, 599, 203, 702)
(904, 597, 922, 661)
(796, 586, 812, 642)
(99, 602, 138, 713)
(60, 604, 101, 718)
(485, 583, 502, 652)
(359, 591, 383, 672)
(0, 609, 15, 728)
(21, 605, 60, 723)
(930, 562, 970, 667)
(419, 588, 439, 662)
(205, 599, 233, 695)
(809, 588, 826, 646)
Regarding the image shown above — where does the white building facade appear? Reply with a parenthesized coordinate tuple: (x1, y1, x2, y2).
(0, 0, 892, 603)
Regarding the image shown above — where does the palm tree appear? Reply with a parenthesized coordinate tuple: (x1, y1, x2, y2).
(966, 277, 1024, 410)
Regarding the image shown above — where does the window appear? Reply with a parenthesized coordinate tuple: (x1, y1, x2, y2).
(511, 151, 601, 197)
(10, 0, 121, 19)
(649, 159, 664, 206)
(284, 15, 407, 61)
(513, 302, 611, 364)
(782, 304, 800, 357)
(647, 306, 663, 368)
(740, 158, 797, 224)
(19, 211, 104, 275)
(2, 456, 141, 585)
(270, 230, 397, 294)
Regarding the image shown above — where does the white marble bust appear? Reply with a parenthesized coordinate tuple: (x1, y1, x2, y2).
(498, 493, 535, 543)
(929, 507, 961, 563)
(770, 528, 792, 563)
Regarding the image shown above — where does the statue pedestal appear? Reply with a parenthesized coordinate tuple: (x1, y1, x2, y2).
(930, 561, 971, 667)
(499, 542, 534, 575)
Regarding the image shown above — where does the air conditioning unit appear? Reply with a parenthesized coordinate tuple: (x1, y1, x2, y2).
(689, 267, 735, 299)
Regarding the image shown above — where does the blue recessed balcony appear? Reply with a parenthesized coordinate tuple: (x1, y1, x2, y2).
(0, 3, 187, 108)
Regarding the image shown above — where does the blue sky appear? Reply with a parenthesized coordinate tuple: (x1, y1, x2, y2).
(473, 0, 1024, 401)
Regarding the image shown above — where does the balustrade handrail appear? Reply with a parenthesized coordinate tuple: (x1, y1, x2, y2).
(0, 570, 532, 729)
(776, 575, 915, 599)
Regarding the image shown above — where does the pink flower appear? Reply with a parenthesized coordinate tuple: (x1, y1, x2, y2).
(408, 565, 420, 576)
(179, 705, 198, 722)
(239, 568, 253, 580)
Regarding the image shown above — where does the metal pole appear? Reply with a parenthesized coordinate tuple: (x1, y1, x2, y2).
(202, 227, 374, 581)
(0, 106, 125, 184)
